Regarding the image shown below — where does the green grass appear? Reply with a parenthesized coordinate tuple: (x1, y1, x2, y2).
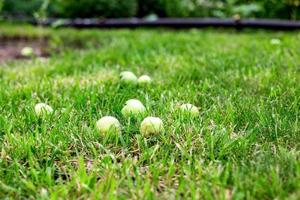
(0, 24, 299, 199)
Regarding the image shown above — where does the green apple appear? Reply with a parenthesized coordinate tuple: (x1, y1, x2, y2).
(270, 38, 281, 45)
(96, 116, 121, 135)
(138, 75, 152, 85)
(21, 47, 34, 57)
(120, 71, 138, 85)
(34, 103, 54, 116)
(179, 103, 199, 118)
(140, 117, 164, 136)
(121, 99, 146, 118)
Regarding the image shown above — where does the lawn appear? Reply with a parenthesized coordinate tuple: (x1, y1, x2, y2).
(0, 24, 299, 199)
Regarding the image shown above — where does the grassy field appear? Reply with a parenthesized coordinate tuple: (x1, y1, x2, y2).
(0, 24, 299, 199)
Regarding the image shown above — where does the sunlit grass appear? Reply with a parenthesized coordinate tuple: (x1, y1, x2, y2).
(0, 25, 299, 199)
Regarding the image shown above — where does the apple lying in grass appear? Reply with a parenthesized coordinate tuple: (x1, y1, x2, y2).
(34, 103, 54, 116)
(270, 38, 281, 45)
(121, 99, 146, 118)
(179, 103, 199, 118)
(120, 71, 138, 85)
(21, 47, 34, 57)
(138, 75, 152, 85)
(96, 116, 121, 134)
(140, 117, 164, 136)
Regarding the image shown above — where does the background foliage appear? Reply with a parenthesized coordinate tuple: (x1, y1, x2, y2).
(2, 0, 300, 19)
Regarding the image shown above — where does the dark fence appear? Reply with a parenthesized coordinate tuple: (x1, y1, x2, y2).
(27, 18, 300, 30)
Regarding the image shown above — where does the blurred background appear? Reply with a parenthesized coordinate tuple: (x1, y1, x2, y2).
(1, 0, 300, 20)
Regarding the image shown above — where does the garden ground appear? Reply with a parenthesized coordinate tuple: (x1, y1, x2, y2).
(0, 24, 299, 199)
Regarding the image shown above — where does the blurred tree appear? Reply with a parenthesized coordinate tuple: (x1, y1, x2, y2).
(55, 0, 137, 18)
(1, 0, 300, 19)
(34, 0, 49, 23)
(164, 0, 193, 17)
(137, 0, 167, 17)
(2, 0, 60, 18)
(285, 0, 300, 19)
(0, 0, 3, 18)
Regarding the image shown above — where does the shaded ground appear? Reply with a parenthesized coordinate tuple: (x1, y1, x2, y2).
(0, 36, 50, 62)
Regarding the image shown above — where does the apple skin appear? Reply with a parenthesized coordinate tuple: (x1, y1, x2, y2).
(121, 99, 146, 118)
(120, 71, 138, 85)
(21, 47, 34, 57)
(34, 103, 54, 116)
(96, 116, 121, 135)
(140, 117, 164, 136)
(138, 75, 152, 85)
(270, 38, 281, 45)
(179, 103, 199, 118)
